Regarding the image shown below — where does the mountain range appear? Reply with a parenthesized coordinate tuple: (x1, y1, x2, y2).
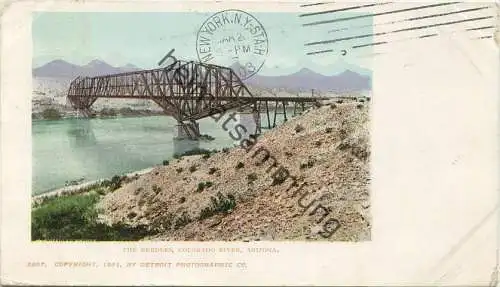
(33, 59, 371, 92)
(242, 66, 371, 93)
(32, 59, 141, 78)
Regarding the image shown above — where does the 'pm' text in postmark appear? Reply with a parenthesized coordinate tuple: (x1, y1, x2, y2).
(196, 9, 269, 80)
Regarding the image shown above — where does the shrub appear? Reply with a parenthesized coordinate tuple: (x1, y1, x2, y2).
(294, 124, 304, 133)
(300, 159, 314, 169)
(271, 175, 288, 186)
(325, 127, 333, 133)
(247, 173, 258, 184)
(176, 168, 183, 173)
(351, 146, 370, 161)
(339, 129, 348, 140)
(151, 213, 174, 232)
(101, 180, 112, 188)
(196, 182, 206, 192)
(138, 198, 146, 206)
(199, 134, 215, 141)
(41, 108, 62, 120)
(109, 175, 123, 191)
(162, 160, 169, 166)
(31, 193, 150, 241)
(134, 187, 143, 195)
(96, 188, 106, 196)
(152, 184, 161, 194)
(202, 153, 210, 160)
(100, 108, 117, 117)
(189, 165, 197, 173)
(213, 192, 236, 213)
(199, 207, 213, 220)
(222, 147, 230, 153)
(208, 167, 218, 175)
(198, 192, 236, 220)
(174, 211, 191, 230)
(179, 196, 186, 204)
(119, 107, 135, 116)
(196, 181, 213, 193)
(338, 141, 350, 150)
(235, 162, 244, 169)
(173, 148, 213, 159)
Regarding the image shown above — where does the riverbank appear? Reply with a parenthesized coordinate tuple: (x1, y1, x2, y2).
(32, 167, 154, 205)
(32, 108, 165, 121)
(32, 99, 371, 241)
(31, 147, 221, 203)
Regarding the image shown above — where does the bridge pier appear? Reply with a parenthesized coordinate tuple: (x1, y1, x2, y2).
(173, 136, 200, 154)
(234, 109, 260, 142)
(174, 121, 200, 140)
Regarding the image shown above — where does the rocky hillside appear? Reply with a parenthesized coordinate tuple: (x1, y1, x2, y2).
(98, 100, 371, 241)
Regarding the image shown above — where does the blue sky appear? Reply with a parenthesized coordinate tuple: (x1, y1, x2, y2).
(33, 12, 373, 76)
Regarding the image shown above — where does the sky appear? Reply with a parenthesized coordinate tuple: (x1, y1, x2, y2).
(33, 12, 373, 76)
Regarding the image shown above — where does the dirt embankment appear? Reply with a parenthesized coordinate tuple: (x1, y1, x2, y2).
(98, 100, 371, 241)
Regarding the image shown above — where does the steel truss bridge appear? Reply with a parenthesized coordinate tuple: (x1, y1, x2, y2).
(67, 60, 337, 138)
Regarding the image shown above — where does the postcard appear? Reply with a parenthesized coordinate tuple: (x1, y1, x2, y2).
(0, 0, 498, 285)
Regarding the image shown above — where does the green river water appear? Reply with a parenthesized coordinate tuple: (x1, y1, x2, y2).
(32, 113, 289, 195)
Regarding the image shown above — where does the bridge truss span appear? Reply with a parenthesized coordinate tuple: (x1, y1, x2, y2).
(67, 60, 254, 121)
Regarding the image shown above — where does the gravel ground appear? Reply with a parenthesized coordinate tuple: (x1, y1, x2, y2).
(98, 100, 371, 241)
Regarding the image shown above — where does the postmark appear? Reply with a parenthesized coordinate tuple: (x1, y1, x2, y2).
(196, 9, 269, 80)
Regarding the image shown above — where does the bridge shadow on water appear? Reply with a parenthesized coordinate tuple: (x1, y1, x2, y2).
(65, 117, 203, 159)
(64, 118, 204, 179)
(66, 119, 97, 148)
(173, 138, 200, 156)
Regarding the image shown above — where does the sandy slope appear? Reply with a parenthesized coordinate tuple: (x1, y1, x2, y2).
(98, 100, 371, 241)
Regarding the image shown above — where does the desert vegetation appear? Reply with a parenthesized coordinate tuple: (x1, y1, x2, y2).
(41, 108, 62, 120)
(32, 100, 371, 241)
(32, 192, 149, 241)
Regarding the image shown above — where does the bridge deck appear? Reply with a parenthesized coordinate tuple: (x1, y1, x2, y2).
(88, 95, 361, 102)
(87, 95, 337, 102)
(67, 59, 363, 132)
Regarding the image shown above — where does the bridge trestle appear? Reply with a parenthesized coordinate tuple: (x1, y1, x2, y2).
(175, 121, 201, 140)
(66, 60, 254, 126)
(65, 60, 336, 139)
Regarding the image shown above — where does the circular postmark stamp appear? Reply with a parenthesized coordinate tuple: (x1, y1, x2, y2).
(196, 9, 269, 80)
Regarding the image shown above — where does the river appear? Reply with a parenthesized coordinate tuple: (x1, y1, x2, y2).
(32, 112, 290, 195)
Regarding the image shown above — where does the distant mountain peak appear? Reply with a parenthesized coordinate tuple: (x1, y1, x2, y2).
(292, 67, 324, 76)
(245, 67, 371, 92)
(33, 59, 142, 78)
(35, 59, 77, 69)
(123, 63, 138, 68)
(119, 63, 141, 72)
(339, 69, 356, 75)
(297, 67, 314, 73)
(85, 59, 112, 67)
(47, 59, 71, 65)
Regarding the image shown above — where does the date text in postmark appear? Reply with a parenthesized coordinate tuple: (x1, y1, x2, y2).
(196, 9, 269, 80)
